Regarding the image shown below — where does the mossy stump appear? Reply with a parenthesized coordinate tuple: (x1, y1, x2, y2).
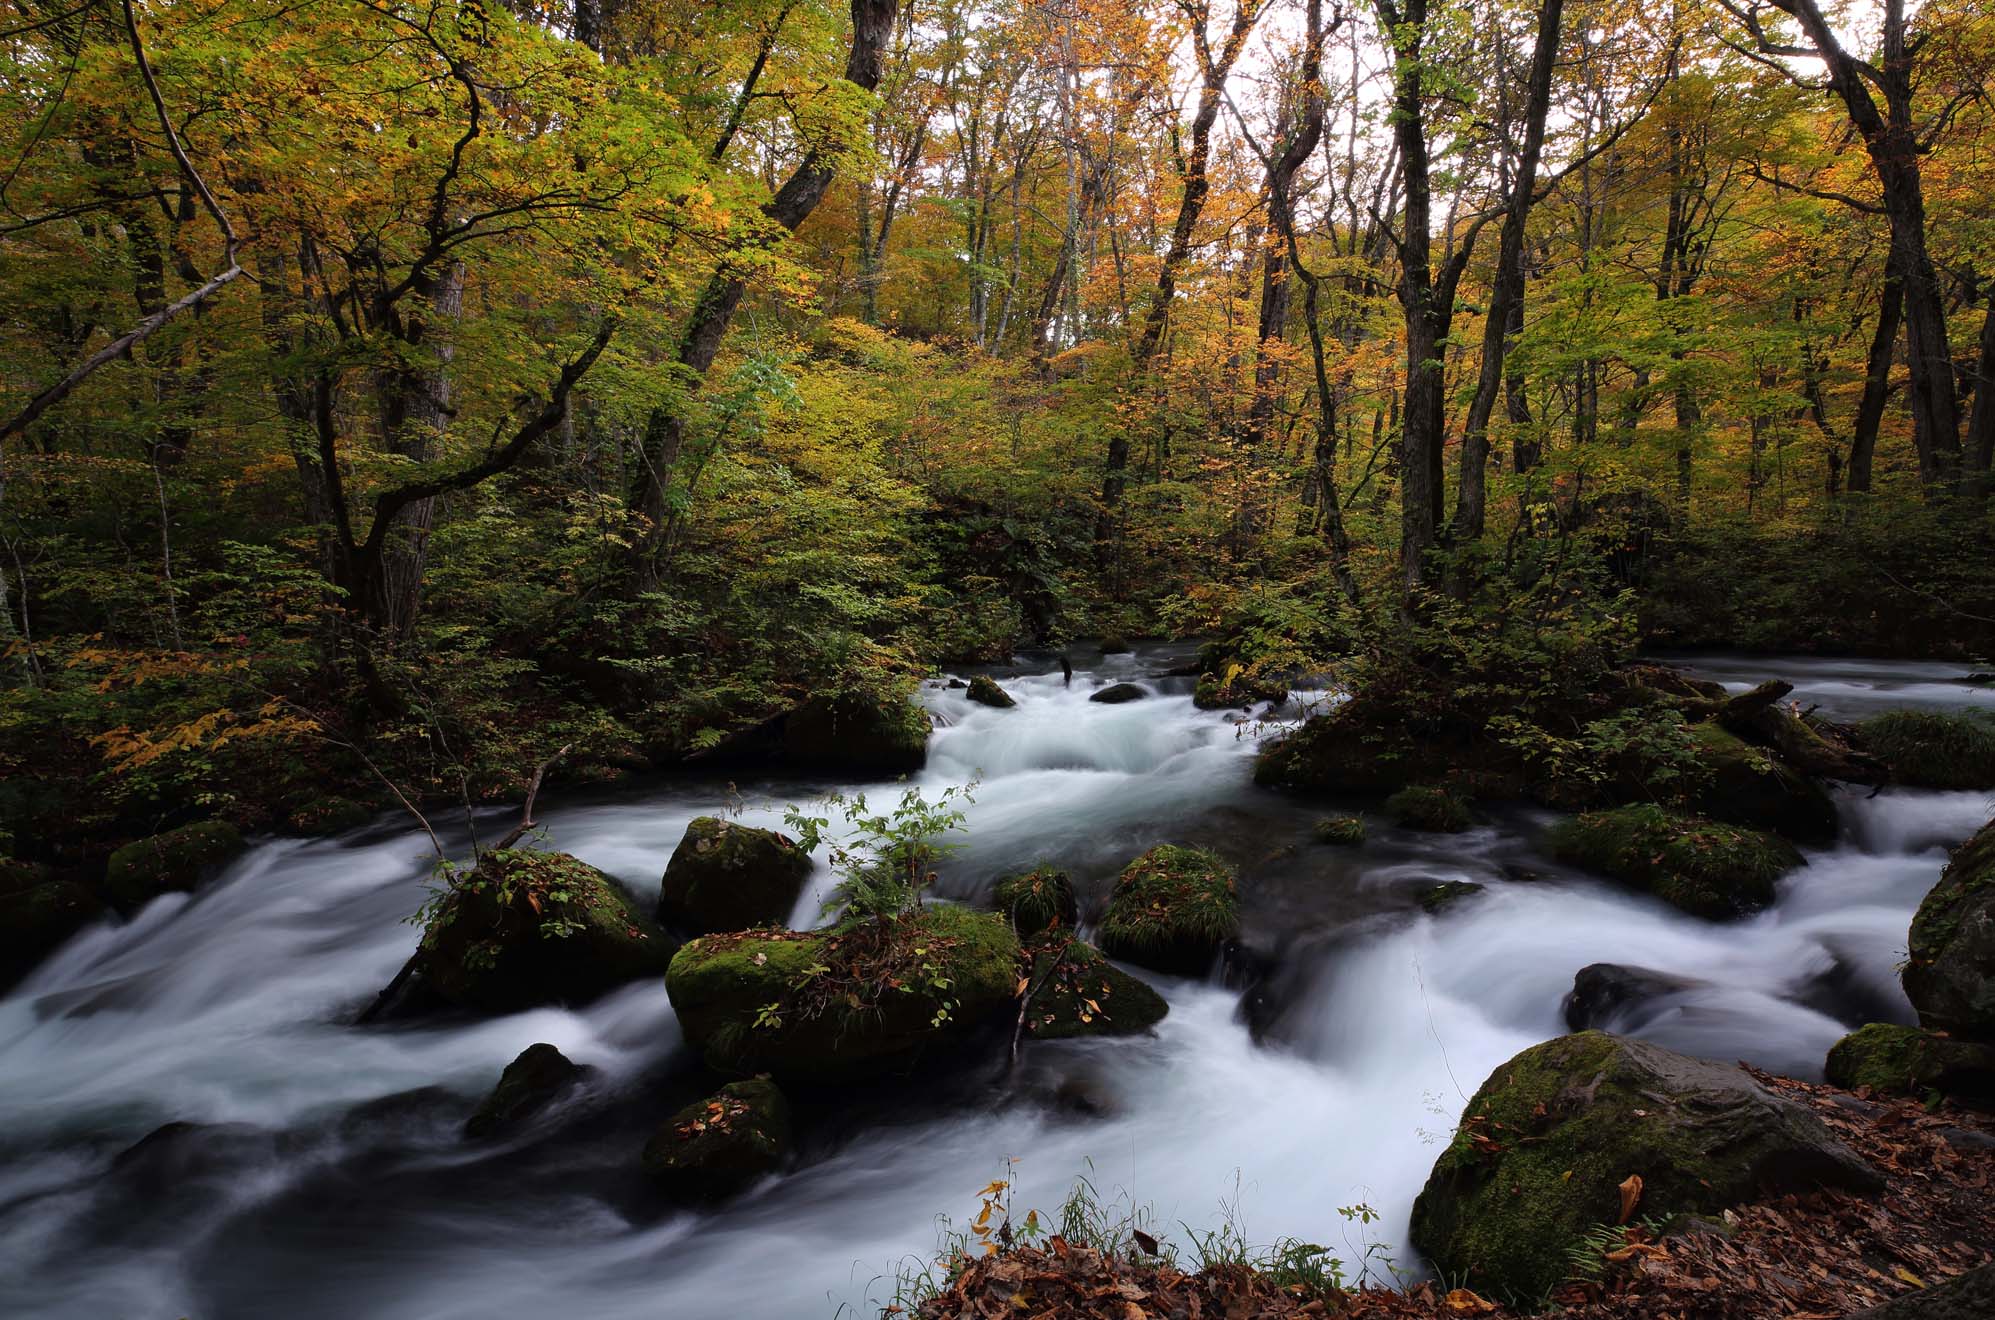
(992, 867, 1078, 934)
(104, 821, 245, 909)
(1545, 804, 1802, 920)
(1410, 1032, 1880, 1305)
(1904, 820, 1995, 1037)
(1825, 1023, 1995, 1106)
(642, 1077, 791, 1201)
(657, 816, 812, 936)
(1097, 845, 1238, 977)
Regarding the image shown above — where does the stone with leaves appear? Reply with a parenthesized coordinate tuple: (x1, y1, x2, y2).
(1097, 845, 1239, 977)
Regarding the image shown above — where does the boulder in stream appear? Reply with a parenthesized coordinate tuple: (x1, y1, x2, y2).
(965, 675, 1016, 709)
(1857, 710, 1995, 790)
(1312, 816, 1365, 846)
(666, 904, 1021, 1083)
(1019, 936, 1168, 1040)
(642, 1077, 791, 1201)
(1545, 804, 1802, 920)
(103, 820, 244, 909)
(1088, 682, 1146, 704)
(1417, 881, 1484, 914)
(1386, 786, 1472, 833)
(465, 1043, 592, 1138)
(782, 690, 930, 775)
(413, 849, 670, 1013)
(1825, 1023, 1995, 1106)
(1904, 819, 1995, 1037)
(992, 867, 1077, 934)
(657, 817, 812, 937)
(1097, 845, 1238, 977)
(1409, 1031, 1881, 1304)
(0, 860, 101, 990)
(1563, 962, 1706, 1032)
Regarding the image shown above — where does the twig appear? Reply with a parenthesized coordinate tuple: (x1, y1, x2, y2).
(492, 743, 573, 852)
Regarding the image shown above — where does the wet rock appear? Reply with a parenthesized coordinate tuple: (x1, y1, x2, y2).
(1312, 816, 1365, 846)
(1857, 710, 1995, 790)
(1904, 819, 1995, 1036)
(1847, 1262, 1995, 1319)
(1386, 786, 1471, 833)
(1088, 682, 1146, 704)
(1097, 845, 1238, 977)
(992, 867, 1077, 934)
(1098, 635, 1132, 655)
(411, 849, 671, 1013)
(335, 1086, 457, 1140)
(783, 691, 930, 775)
(965, 675, 1016, 709)
(666, 905, 1021, 1083)
(1563, 963, 1705, 1032)
(103, 821, 244, 909)
(108, 1121, 279, 1201)
(657, 817, 812, 937)
(1410, 1032, 1881, 1303)
(642, 1077, 790, 1201)
(465, 1043, 592, 1138)
(1544, 804, 1802, 920)
(1418, 881, 1484, 915)
(1019, 937, 1168, 1040)
(0, 863, 102, 990)
(1824, 1023, 1995, 1107)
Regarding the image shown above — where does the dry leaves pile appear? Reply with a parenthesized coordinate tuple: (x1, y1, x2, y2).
(915, 1073, 1994, 1320)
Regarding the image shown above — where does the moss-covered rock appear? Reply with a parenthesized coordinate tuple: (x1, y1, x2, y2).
(1313, 816, 1365, 846)
(992, 867, 1077, 934)
(1825, 1023, 1995, 1106)
(1019, 937, 1168, 1040)
(965, 675, 1017, 709)
(641, 1077, 790, 1201)
(1098, 635, 1132, 655)
(464, 1042, 591, 1138)
(1088, 682, 1147, 704)
(1193, 672, 1287, 711)
(1859, 710, 1995, 790)
(284, 796, 375, 836)
(1097, 845, 1238, 977)
(416, 850, 671, 1013)
(104, 821, 245, 909)
(1418, 881, 1484, 914)
(0, 865, 101, 989)
(1386, 786, 1472, 833)
(1684, 720, 1839, 844)
(1545, 804, 1802, 920)
(665, 904, 1022, 1082)
(783, 691, 930, 775)
(657, 817, 812, 937)
(1410, 1032, 1881, 1304)
(1904, 820, 1995, 1036)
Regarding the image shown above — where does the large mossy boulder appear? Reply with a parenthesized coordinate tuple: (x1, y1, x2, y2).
(1825, 1023, 1995, 1106)
(965, 675, 1016, 709)
(1684, 721, 1839, 844)
(783, 691, 930, 775)
(0, 860, 101, 989)
(1858, 710, 1995, 790)
(416, 850, 671, 1013)
(665, 904, 1021, 1083)
(1545, 804, 1803, 919)
(104, 820, 244, 909)
(1019, 937, 1169, 1040)
(464, 1042, 591, 1138)
(992, 867, 1077, 934)
(641, 1077, 791, 1201)
(658, 817, 812, 936)
(1904, 820, 1995, 1036)
(1410, 1032, 1881, 1304)
(1097, 845, 1238, 977)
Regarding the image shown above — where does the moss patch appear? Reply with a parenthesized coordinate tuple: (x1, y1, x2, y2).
(1825, 1023, 1995, 1105)
(104, 820, 245, 909)
(1313, 816, 1365, 846)
(992, 867, 1077, 934)
(965, 675, 1016, 709)
(1545, 803, 1801, 920)
(1386, 786, 1472, 833)
(1904, 820, 1995, 1036)
(1097, 845, 1238, 977)
(1684, 720, 1839, 844)
(1860, 710, 1995, 790)
(1418, 881, 1484, 914)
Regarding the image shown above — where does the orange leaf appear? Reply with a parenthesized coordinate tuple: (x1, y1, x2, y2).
(1618, 1173, 1644, 1224)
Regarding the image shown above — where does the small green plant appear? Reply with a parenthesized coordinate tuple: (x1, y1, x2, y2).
(785, 782, 976, 923)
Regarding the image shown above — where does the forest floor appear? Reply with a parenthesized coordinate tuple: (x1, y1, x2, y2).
(911, 1072, 1994, 1320)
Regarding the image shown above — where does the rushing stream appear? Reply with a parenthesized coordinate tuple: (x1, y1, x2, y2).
(2, 651, 1990, 1319)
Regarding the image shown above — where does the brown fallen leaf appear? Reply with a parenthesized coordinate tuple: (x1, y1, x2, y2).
(1618, 1173, 1644, 1224)
(1442, 1287, 1497, 1314)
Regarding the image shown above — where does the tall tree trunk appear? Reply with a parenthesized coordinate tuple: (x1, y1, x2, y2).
(370, 260, 464, 640)
(1847, 253, 1904, 495)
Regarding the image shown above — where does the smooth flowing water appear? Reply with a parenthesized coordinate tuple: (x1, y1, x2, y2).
(1, 651, 1988, 1319)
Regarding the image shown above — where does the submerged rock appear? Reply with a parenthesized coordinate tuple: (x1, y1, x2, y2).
(1088, 682, 1146, 704)
(465, 1043, 591, 1138)
(992, 867, 1077, 934)
(657, 817, 812, 937)
(413, 849, 670, 1013)
(1563, 963, 1705, 1032)
(642, 1077, 791, 1201)
(1904, 820, 1995, 1037)
(1097, 845, 1238, 977)
(0, 862, 100, 990)
(1019, 937, 1169, 1040)
(1417, 881, 1484, 914)
(1409, 1032, 1881, 1303)
(1858, 710, 1995, 790)
(1545, 804, 1802, 919)
(1312, 816, 1365, 846)
(103, 820, 244, 909)
(1386, 786, 1471, 833)
(1825, 1023, 1995, 1106)
(965, 675, 1016, 709)
(783, 691, 930, 775)
(666, 904, 1021, 1083)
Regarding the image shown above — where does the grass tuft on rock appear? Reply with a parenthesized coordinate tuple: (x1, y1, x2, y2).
(1545, 803, 1801, 920)
(1311, 816, 1365, 846)
(1385, 786, 1471, 833)
(1097, 845, 1238, 976)
(1859, 709, 1995, 789)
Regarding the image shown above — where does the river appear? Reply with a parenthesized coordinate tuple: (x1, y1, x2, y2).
(0, 651, 1988, 1318)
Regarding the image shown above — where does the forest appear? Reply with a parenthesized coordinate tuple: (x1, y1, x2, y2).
(2, 0, 1995, 1317)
